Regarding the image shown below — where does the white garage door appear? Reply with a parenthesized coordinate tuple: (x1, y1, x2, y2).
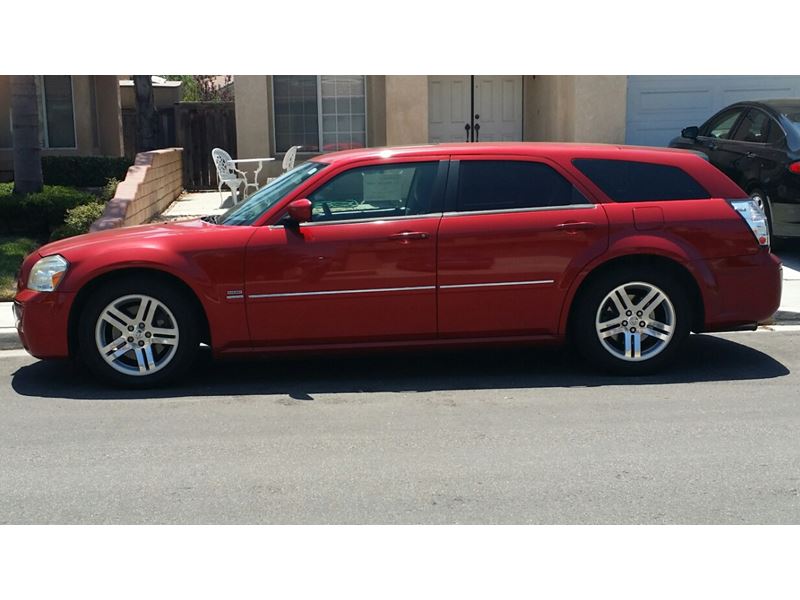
(626, 76, 800, 147)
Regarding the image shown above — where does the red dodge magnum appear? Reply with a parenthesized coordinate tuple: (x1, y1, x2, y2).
(14, 143, 782, 386)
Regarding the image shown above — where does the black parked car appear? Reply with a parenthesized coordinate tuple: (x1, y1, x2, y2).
(670, 99, 800, 242)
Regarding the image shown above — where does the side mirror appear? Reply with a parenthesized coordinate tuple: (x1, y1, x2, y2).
(681, 126, 700, 140)
(286, 199, 312, 225)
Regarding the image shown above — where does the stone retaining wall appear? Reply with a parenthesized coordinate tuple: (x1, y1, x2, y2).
(90, 148, 183, 231)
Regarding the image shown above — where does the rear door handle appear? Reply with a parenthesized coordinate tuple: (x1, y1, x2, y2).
(555, 221, 596, 232)
(389, 231, 430, 241)
(745, 152, 757, 158)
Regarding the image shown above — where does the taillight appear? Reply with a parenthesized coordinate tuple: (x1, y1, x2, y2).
(728, 199, 770, 248)
(789, 161, 800, 174)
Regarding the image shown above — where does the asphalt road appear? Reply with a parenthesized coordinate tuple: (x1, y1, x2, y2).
(1, 330, 799, 524)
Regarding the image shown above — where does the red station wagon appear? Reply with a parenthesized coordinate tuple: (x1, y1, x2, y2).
(14, 143, 782, 386)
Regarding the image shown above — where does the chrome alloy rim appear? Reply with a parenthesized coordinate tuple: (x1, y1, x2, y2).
(751, 192, 765, 213)
(94, 294, 180, 376)
(595, 282, 676, 362)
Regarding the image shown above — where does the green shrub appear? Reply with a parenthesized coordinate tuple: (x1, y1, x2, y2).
(102, 177, 120, 201)
(0, 184, 98, 237)
(50, 202, 106, 241)
(41, 156, 132, 187)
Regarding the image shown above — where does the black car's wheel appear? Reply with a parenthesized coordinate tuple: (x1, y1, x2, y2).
(571, 268, 691, 375)
(78, 275, 200, 387)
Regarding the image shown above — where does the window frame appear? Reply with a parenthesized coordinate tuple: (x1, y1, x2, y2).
(38, 75, 77, 150)
(268, 158, 450, 228)
(731, 108, 774, 145)
(701, 106, 746, 141)
(443, 156, 596, 215)
(270, 75, 368, 156)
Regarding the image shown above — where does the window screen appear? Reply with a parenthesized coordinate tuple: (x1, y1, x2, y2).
(572, 159, 709, 202)
(457, 160, 587, 212)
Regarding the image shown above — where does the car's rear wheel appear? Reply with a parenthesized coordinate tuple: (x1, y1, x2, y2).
(78, 277, 200, 387)
(572, 268, 691, 375)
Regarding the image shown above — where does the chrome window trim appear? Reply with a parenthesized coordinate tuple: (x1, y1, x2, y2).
(442, 204, 595, 217)
(268, 212, 443, 229)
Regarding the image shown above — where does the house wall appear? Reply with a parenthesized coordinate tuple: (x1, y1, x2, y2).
(385, 76, 428, 146)
(525, 75, 627, 143)
(0, 75, 124, 182)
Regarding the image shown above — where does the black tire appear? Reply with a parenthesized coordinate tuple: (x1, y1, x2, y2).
(571, 267, 691, 375)
(78, 275, 200, 387)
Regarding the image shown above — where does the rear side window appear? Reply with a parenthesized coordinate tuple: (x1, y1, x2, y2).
(457, 160, 587, 212)
(572, 159, 710, 202)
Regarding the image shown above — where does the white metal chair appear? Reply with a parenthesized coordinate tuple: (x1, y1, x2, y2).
(211, 148, 244, 207)
(282, 145, 299, 172)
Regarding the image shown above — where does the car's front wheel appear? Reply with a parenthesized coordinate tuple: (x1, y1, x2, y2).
(572, 269, 691, 375)
(78, 276, 200, 387)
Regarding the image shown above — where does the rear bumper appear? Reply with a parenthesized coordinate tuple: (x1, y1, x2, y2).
(14, 289, 75, 359)
(697, 250, 782, 332)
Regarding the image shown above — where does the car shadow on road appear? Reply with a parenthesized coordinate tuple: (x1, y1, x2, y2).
(10, 333, 790, 401)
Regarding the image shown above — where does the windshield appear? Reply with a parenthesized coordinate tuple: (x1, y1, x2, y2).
(217, 161, 328, 226)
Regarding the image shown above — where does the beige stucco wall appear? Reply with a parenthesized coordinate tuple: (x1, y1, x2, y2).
(525, 75, 627, 143)
(384, 76, 428, 146)
(233, 75, 276, 182)
(0, 75, 123, 181)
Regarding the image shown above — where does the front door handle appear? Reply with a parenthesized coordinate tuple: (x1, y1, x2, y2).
(555, 221, 596, 232)
(464, 123, 471, 142)
(389, 231, 430, 241)
(474, 122, 480, 142)
(745, 151, 756, 158)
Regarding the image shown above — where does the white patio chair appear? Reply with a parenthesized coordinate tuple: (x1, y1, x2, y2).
(211, 147, 244, 207)
(282, 145, 299, 172)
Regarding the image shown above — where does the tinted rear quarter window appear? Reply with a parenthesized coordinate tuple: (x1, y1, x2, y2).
(457, 160, 587, 212)
(572, 159, 709, 202)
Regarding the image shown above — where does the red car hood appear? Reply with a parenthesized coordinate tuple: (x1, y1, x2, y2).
(36, 219, 213, 258)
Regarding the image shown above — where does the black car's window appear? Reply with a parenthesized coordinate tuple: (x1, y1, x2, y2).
(572, 159, 710, 202)
(766, 119, 785, 144)
(704, 108, 744, 140)
(456, 160, 587, 212)
(733, 109, 771, 144)
(308, 162, 439, 222)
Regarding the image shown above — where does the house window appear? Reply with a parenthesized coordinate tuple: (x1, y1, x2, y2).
(273, 75, 366, 153)
(39, 75, 76, 148)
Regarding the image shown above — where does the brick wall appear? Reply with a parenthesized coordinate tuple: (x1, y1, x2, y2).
(90, 148, 183, 231)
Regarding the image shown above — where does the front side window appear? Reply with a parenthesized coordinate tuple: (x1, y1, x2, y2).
(704, 108, 744, 140)
(308, 162, 439, 222)
(456, 160, 587, 212)
(733, 109, 771, 143)
(218, 161, 328, 226)
(273, 75, 366, 153)
(572, 159, 709, 202)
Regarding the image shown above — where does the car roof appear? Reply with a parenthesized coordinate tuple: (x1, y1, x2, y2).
(312, 142, 701, 164)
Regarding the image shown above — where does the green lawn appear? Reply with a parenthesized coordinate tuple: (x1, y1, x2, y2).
(0, 236, 39, 301)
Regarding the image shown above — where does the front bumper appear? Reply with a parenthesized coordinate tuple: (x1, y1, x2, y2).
(698, 250, 782, 332)
(14, 289, 75, 359)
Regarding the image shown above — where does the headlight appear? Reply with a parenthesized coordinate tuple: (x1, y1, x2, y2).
(27, 255, 69, 292)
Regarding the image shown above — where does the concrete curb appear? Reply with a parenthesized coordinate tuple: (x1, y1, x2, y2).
(1, 312, 799, 353)
(0, 328, 21, 351)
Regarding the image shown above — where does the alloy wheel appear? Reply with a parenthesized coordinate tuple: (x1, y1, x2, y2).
(94, 294, 180, 376)
(594, 282, 676, 362)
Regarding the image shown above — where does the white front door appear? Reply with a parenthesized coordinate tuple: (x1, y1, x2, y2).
(428, 76, 472, 143)
(428, 75, 523, 143)
(472, 75, 523, 142)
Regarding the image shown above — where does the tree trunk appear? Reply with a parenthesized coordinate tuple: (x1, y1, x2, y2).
(133, 75, 159, 152)
(10, 75, 43, 194)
